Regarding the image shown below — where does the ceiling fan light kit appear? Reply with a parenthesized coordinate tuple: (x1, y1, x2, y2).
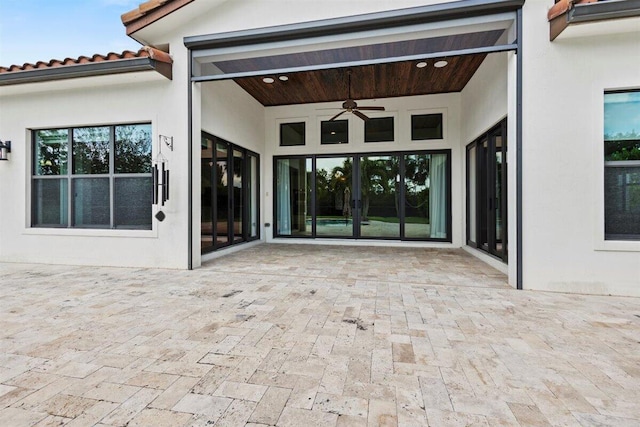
(329, 69, 385, 122)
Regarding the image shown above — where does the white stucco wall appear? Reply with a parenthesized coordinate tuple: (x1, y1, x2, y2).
(201, 80, 265, 155)
(461, 52, 508, 145)
(0, 73, 189, 268)
(521, 1, 640, 296)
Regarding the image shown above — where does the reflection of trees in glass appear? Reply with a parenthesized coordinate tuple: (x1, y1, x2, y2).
(35, 130, 68, 175)
(358, 158, 396, 221)
(405, 155, 430, 220)
(329, 158, 352, 213)
(605, 130, 640, 161)
(73, 127, 110, 174)
(116, 125, 152, 173)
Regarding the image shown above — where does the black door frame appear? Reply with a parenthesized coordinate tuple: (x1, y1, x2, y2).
(274, 149, 451, 242)
(466, 118, 508, 263)
(201, 131, 260, 254)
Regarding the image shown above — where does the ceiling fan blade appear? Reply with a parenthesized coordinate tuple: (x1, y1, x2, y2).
(329, 110, 347, 121)
(357, 106, 385, 111)
(353, 110, 370, 121)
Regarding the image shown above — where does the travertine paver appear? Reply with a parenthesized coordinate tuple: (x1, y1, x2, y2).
(0, 244, 639, 426)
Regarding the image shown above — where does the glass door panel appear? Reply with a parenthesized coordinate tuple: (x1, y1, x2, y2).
(404, 154, 448, 239)
(466, 119, 507, 262)
(232, 149, 244, 243)
(467, 146, 477, 244)
(478, 138, 489, 251)
(248, 154, 258, 239)
(276, 158, 312, 237)
(493, 135, 503, 257)
(201, 135, 214, 251)
(359, 155, 399, 238)
(215, 141, 230, 247)
(316, 156, 354, 237)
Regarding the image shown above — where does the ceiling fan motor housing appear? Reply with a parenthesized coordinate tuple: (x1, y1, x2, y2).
(342, 99, 357, 110)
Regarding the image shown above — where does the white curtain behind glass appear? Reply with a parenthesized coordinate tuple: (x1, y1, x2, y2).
(277, 160, 292, 235)
(429, 154, 447, 238)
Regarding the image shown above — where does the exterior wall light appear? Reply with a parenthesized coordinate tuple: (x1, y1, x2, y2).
(0, 140, 11, 161)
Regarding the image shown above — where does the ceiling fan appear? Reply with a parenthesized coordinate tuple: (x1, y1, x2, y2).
(329, 70, 385, 121)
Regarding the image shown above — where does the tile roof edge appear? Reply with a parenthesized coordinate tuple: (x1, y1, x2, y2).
(121, 0, 195, 35)
(548, 0, 598, 21)
(0, 47, 172, 74)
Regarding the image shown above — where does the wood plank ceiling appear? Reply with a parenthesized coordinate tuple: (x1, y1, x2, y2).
(216, 30, 504, 106)
(234, 54, 488, 106)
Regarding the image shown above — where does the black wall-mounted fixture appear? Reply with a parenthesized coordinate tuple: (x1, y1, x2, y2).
(0, 140, 11, 161)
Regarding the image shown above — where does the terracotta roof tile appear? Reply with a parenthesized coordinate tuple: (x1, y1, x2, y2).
(0, 46, 172, 74)
(548, 0, 598, 21)
(122, 0, 195, 35)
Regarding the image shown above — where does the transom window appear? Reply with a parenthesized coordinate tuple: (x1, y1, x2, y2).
(365, 117, 394, 143)
(321, 120, 348, 144)
(280, 122, 306, 146)
(411, 113, 443, 140)
(32, 124, 153, 229)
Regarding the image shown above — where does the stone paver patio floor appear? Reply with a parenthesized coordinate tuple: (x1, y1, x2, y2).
(1, 244, 639, 426)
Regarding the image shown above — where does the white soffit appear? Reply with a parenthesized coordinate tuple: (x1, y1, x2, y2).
(0, 71, 167, 97)
(556, 16, 640, 40)
(129, 0, 228, 45)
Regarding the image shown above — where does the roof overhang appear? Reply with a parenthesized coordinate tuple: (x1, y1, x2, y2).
(184, 0, 525, 50)
(123, 0, 195, 36)
(184, 0, 522, 106)
(549, 0, 640, 41)
(0, 57, 172, 87)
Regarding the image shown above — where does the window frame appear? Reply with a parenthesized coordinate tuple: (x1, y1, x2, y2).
(320, 119, 349, 145)
(411, 113, 444, 141)
(273, 149, 452, 242)
(603, 89, 640, 241)
(31, 123, 153, 230)
(364, 116, 395, 143)
(279, 121, 306, 147)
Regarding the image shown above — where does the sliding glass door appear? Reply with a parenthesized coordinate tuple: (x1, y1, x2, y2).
(316, 156, 354, 237)
(275, 158, 312, 237)
(275, 150, 450, 241)
(466, 119, 507, 261)
(201, 132, 259, 253)
(359, 155, 399, 238)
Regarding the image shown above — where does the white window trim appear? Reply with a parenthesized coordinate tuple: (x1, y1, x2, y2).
(594, 88, 640, 252)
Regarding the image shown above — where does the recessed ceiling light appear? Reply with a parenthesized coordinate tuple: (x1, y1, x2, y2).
(434, 60, 448, 68)
(416, 61, 427, 68)
(262, 77, 275, 84)
(278, 75, 289, 81)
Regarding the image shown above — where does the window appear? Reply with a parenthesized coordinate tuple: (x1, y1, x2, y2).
(411, 113, 443, 140)
(280, 122, 305, 146)
(321, 120, 348, 144)
(32, 124, 152, 229)
(604, 90, 640, 240)
(365, 117, 394, 143)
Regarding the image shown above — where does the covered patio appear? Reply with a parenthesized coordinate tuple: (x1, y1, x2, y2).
(1, 245, 639, 425)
